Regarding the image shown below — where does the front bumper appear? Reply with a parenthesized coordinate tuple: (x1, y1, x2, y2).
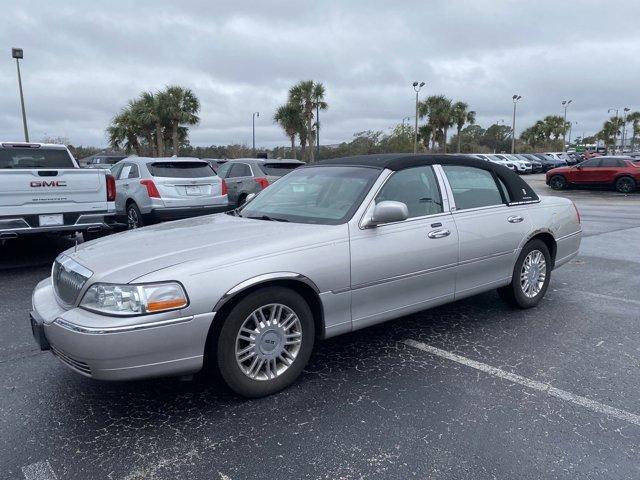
(30, 278, 215, 380)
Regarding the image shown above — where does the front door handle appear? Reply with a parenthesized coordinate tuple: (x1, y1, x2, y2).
(428, 228, 451, 239)
(508, 215, 524, 223)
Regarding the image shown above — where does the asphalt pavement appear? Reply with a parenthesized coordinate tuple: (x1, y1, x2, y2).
(1, 174, 639, 479)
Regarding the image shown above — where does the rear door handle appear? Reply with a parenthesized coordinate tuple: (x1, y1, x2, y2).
(508, 215, 524, 223)
(428, 228, 451, 239)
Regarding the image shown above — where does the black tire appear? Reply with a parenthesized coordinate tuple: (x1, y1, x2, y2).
(498, 239, 551, 309)
(126, 202, 144, 230)
(549, 175, 567, 190)
(237, 194, 247, 207)
(615, 176, 636, 194)
(216, 286, 315, 398)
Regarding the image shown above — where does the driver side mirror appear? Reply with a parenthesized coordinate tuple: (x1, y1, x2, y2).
(362, 201, 409, 228)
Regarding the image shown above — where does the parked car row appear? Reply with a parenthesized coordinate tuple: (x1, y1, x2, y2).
(462, 153, 568, 174)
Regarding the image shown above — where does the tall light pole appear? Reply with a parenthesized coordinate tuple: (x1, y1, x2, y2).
(252, 111, 259, 155)
(568, 121, 577, 146)
(561, 100, 572, 152)
(511, 95, 521, 153)
(316, 104, 320, 159)
(12, 48, 29, 142)
(608, 107, 619, 152)
(494, 119, 504, 153)
(622, 107, 630, 152)
(413, 81, 425, 154)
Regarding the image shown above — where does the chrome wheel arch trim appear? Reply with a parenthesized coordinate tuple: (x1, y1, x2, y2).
(213, 272, 321, 313)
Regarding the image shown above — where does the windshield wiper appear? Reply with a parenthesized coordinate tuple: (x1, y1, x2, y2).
(245, 215, 289, 222)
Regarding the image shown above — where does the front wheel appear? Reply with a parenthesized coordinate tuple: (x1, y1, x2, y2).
(498, 239, 551, 309)
(615, 176, 636, 194)
(216, 287, 315, 398)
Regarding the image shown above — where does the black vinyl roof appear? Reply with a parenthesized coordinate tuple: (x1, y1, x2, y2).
(316, 154, 539, 204)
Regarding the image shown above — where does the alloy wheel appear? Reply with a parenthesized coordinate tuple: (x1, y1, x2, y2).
(617, 177, 634, 194)
(127, 208, 140, 229)
(235, 303, 302, 381)
(520, 249, 547, 298)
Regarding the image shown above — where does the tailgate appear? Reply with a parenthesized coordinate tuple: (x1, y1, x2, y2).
(0, 169, 109, 216)
(155, 175, 223, 207)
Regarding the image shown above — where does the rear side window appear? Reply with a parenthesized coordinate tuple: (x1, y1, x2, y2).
(228, 163, 252, 178)
(0, 148, 75, 169)
(261, 163, 302, 176)
(148, 162, 215, 178)
(600, 158, 625, 167)
(443, 166, 505, 210)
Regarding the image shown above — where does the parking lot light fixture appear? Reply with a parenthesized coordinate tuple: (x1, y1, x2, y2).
(561, 100, 572, 152)
(511, 95, 521, 154)
(413, 82, 425, 154)
(252, 112, 259, 155)
(11, 48, 29, 142)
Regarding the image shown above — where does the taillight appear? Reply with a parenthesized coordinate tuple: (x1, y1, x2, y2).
(140, 179, 161, 198)
(254, 177, 269, 189)
(106, 174, 116, 202)
(572, 202, 581, 225)
(221, 179, 228, 196)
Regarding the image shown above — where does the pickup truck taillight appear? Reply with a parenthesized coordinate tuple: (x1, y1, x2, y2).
(254, 177, 269, 189)
(140, 180, 161, 198)
(221, 179, 228, 196)
(106, 174, 116, 201)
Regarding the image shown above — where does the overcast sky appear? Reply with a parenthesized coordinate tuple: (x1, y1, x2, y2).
(2, 0, 639, 148)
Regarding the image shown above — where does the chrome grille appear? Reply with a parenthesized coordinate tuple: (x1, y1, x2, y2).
(52, 255, 92, 307)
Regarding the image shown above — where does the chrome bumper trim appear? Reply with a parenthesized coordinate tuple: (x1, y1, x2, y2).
(53, 315, 196, 335)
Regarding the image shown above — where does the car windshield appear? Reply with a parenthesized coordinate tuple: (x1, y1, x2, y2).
(238, 166, 379, 225)
(0, 148, 75, 169)
(148, 161, 215, 178)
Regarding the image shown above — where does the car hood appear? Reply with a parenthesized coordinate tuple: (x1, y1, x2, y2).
(66, 213, 338, 283)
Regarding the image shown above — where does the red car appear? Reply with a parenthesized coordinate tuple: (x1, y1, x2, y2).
(546, 156, 640, 193)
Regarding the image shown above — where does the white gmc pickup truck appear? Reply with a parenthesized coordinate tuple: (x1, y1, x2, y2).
(0, 142, 116, 240)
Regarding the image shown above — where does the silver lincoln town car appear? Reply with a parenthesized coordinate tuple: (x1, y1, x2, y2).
(30, 154, 581, 397)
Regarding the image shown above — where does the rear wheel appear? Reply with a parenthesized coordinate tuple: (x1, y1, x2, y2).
(126, 202, 144, 230)
(615, 176, 635, 194)
(549, 175, 567, 190)
(498, 239, 551, 309)
(237, 194, 247, 207)
(216, 287, 315, 398)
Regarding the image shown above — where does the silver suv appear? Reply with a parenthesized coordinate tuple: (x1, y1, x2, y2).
(216, 158, 304, 206)
(111, 157, 228, 229)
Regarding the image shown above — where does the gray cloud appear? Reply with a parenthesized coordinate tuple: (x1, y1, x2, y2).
(1, 0, 639, 148)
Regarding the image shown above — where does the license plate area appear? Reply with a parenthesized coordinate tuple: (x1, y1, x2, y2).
(185, 186, 201, 196)
(39, 214, 64, 226)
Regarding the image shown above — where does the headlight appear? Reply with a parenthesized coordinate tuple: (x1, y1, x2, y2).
(80, 282, 188, 316)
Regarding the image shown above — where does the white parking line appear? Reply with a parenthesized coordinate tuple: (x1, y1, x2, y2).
(22, 460, 58, 480)
(404, 339, 640, 427)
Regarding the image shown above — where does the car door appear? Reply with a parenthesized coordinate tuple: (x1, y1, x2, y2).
(231, 163, 255, 198)
(216, 162, 236, 203)
(440, 165, 531, 297)
(349, 166, 459, 329)
(113, 163, 134, 214)
(568, 158, 601, 184)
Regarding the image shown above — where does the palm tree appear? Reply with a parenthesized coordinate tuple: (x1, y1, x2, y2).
(288, 80, 328, 163)
(542, 115, 566, 140)
(625, 111, 640, 150)
(137, 91, 169, 157)
(597, 120, 619, 151)
(451, 102, 476, 152)
(419, 95, 453, 152)
(164, 86, 200, 156)
(418, 124, 433, 150)
(107, 107, 142, 155)
(520, 120, 547, 148)
(274, 103, 304, 159)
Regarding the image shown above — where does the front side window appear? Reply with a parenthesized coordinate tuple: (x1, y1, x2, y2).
(239, 166, 379, 225)
(216, 162, 231, 178)
(375, 166, 443, 218)
(128, 164, 139, 179)
(118, 164, 133, 180)
(443, 165, 504, 210)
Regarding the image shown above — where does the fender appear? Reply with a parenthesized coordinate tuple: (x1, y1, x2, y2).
(213, 272, 320, 312)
